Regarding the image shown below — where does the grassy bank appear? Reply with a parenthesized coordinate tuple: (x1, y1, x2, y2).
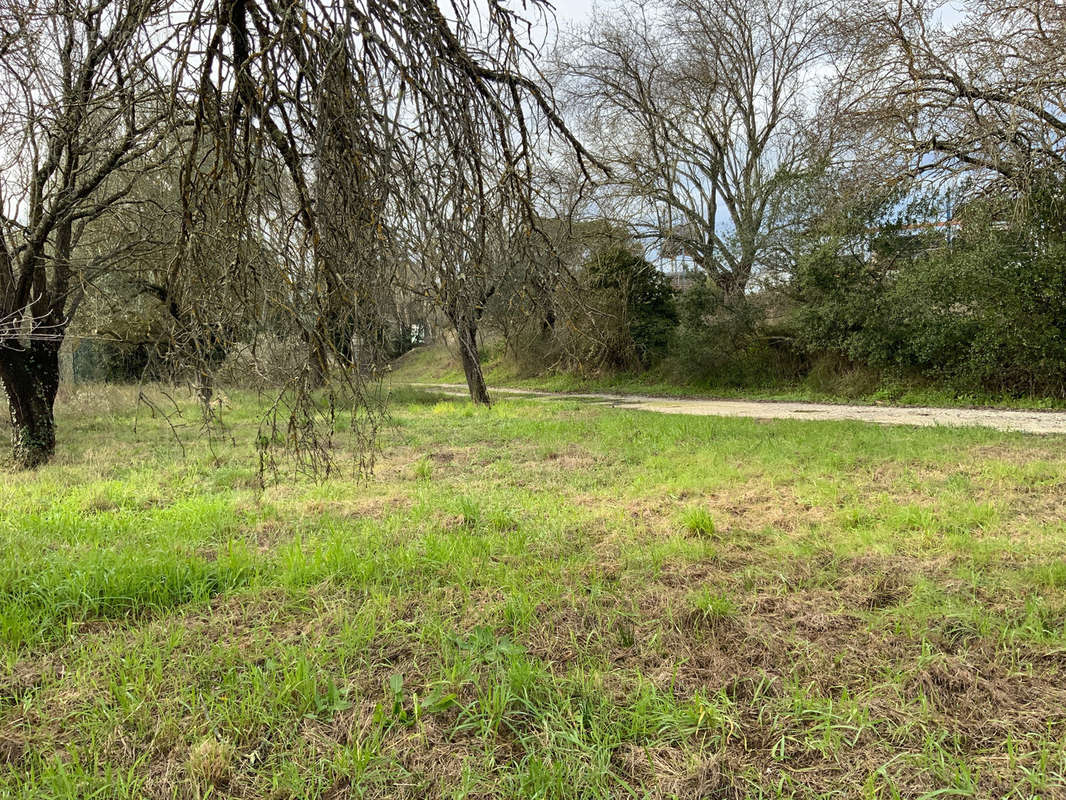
(391, 341, 1066, 410)
(0, 385, 1064, 797)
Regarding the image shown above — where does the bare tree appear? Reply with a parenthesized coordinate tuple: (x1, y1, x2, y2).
(0, 0, 592, 468)
(0, 0, 177, 468)
(832, 0, 1066, 193)
(560, 0, 831, 302)
(395, 129, 536, 405)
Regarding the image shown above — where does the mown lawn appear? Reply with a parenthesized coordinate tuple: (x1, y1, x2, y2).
(1, 385, 1064, 798)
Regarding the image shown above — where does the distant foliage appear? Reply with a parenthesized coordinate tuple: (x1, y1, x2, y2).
(671, 278, 805, 386)
(494, 188, 1066, 400)
(795, 192, 1066, 397)
(73, 340, 151, 383)
(71, 317, 169, 383)
(583, 245, 679, 369)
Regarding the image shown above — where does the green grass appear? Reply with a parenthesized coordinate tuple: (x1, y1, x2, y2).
(680, 507, 716, 538)
(0, 384, 1064, 797)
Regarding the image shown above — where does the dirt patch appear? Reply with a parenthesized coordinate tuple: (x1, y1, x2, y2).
(0, 659, 53, 705)
(613, 744, 737, 799)
(0, 731, 25, 766)
(605, 486, 830, 546)
(969, 442, 1066, 464)
(299, 494, 409, 521)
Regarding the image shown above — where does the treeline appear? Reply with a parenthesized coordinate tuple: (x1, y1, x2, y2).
(72, 0, 1066, 405)
(465, 0, 1066, 399)
(478, 186, 1066, 399)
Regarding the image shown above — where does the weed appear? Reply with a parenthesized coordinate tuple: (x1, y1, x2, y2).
(681, 507, 716, 537)
(412, 456, 433, 481)
(457, 495, 480, 528)
(487, 508, 518, 531)
(186, 737, 235, 789)
(687, 587, 737, 628)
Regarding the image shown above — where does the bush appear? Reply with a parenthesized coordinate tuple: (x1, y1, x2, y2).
(72, 338, 153, 383)
(584, 245, 679, 369)
(670, 278, 806, 386)
(794, 197, 1066, 397)
(71, 317, 171, 383)
(512, 243, 679, 374)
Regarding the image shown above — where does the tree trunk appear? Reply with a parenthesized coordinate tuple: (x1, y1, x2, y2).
(456, 319, 490, 405)
(0, 343, 61, 469)
(307, 326, 329, 388)
(196, 368, 214, 410)
(714, 269, 748, 307)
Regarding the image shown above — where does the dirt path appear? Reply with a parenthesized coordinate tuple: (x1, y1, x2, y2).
(412, 383, 1066, 435)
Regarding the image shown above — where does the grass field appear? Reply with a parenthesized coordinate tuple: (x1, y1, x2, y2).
(1, 385, 1065, 798)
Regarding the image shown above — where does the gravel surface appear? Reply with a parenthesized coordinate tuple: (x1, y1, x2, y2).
(413, 383, 1066, 435)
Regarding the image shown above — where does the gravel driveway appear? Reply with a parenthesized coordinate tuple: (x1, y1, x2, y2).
(413, 383, 1066, 435)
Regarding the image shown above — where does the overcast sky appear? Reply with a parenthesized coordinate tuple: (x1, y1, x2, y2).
(545, 0, 967, 30)
(552, 0, 598, 22)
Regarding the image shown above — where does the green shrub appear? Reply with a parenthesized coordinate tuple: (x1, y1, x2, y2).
(581, 245, 679, 369)
(670, 279, 805, 386)
(794, 191, 1066, 398)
